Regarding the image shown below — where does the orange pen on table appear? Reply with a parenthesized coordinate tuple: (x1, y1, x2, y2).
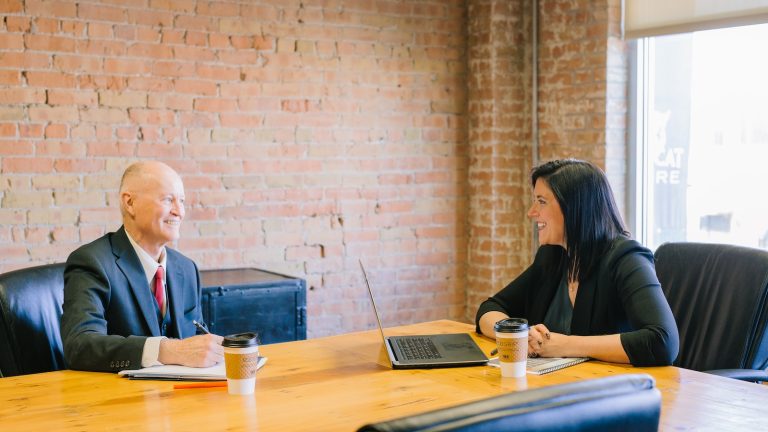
(173, 381, 227, 390)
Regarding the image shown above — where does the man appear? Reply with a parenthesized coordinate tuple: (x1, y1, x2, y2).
(61, 161, 223, 372)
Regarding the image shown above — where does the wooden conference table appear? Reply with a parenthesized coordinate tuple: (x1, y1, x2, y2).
(2, 320, 767, 431)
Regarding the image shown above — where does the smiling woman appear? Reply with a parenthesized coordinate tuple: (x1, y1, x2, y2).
(475, 159, 679, 367)
(527, 178, 565, 248)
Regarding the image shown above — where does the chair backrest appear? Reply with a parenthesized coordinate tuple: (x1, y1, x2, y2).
(655, 242, 768, 371)
(0, 263, 67, 377)
(357, 374, 661, 432)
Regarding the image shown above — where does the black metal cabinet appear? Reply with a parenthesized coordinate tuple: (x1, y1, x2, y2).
(199, 268, 306, 344)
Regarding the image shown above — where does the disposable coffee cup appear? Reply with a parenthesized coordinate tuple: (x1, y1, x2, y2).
(222, 332, 259, 395)
(494, 318, 529, 378)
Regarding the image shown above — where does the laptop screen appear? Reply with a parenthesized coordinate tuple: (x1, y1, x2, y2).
(359, 260, 397, 368)
(359, 259, 389, 342)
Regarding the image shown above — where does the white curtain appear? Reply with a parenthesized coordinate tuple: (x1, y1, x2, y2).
(623, 0, 768, 38)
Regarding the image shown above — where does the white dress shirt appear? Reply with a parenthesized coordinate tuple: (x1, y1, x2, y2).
(124, 231, 168, 367)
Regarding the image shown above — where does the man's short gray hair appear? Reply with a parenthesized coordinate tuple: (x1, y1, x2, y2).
(118, 162, 148, 217)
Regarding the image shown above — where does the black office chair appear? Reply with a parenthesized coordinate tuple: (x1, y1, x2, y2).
(655, 242, 768, 381)
(0, 263, 67, 377)
(357, 374, 660, 432)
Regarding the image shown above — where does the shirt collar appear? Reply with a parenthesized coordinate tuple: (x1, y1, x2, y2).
(124, 230, 168, 285)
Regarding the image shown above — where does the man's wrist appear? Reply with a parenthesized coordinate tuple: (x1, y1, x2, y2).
(158, 337, 178, 365)
(142, 336, 167, 367)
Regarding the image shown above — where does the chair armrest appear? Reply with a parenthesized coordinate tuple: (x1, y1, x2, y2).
(705, 369, 768, 382)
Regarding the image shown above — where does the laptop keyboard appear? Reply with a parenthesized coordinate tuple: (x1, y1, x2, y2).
(397, 337, 441, 360)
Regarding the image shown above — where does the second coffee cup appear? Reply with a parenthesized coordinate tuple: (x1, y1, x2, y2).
(494, 318, 529, 377)
(222, 332, 260, 395)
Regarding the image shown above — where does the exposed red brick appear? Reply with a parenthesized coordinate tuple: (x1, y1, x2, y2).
(0, 33, 24, 50)
(37, 141, 85, 156)
(104, 58, 151, 75)
(77, 3, 126, 23)
(2, 157, 54, 173)
(0, 88, 46, 104)
(24, 0, 75, 17)
(25, 34, 76, 52)
(28, 106, 79, 122)
(25, 71, 77, 88)
(0, 0, 23, 13)
(0, 0, 625, 340)
(53, 159, 105, 173)
(0, 63, 18, 81)
(87, 22, 112, 38)
(52, 55, 103, 73)
(76, 39, 127, 56)
(0, 140, 33, 155)
(280, 99, 310, 113)
(17, 124, 41, 138)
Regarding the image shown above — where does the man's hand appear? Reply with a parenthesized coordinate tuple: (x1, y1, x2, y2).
(159, 334, 224, 367)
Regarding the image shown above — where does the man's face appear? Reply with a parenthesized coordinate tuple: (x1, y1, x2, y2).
(124, 167, 185, 253)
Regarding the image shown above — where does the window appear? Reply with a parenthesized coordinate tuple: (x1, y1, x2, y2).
(631, 23, 768, 251)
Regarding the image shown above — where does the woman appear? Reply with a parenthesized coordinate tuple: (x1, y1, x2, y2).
(475, 159, 679, 366)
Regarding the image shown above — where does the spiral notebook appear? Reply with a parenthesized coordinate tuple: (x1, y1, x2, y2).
(118, 356, 267, 380)
(488, 356, 588, 375)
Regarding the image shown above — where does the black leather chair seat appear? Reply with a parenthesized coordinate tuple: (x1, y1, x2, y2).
(357, 374, 660, 432)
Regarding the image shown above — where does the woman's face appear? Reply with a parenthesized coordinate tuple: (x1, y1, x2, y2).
(527, 179, 566, 248)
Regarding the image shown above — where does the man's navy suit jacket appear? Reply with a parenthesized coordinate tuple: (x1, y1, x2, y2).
(61, 226, 204, 372)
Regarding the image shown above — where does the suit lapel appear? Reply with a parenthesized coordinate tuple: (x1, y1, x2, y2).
(530, 271, 560, 323)
(112, 226, 160, 336)
(571, 276, 596, 335)
(529, 246, 566, 324)
(166, 251, 186, 338)
(573, 238, 629, 335)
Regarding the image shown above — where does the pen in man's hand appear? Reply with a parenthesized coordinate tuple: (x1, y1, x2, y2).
(193, 320, 210, 334)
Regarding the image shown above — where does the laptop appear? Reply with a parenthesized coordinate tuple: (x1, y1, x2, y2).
(359, 260, 489, 369)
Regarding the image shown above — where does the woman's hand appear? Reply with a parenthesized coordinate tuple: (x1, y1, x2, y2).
(527, 323, 630, 362)
(528, 323, 558, 357)
(528, 324, 574, 358)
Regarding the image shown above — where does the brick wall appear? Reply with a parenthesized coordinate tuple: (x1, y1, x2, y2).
(537, 0, 628, 218)
(605, 0, 629, 219)
(537, 0, 628, 214)
(464, 0, 628, 318)
(0, 0, 468, 338)
(0, 0, 627, 337)
(466, 0, 533, 319)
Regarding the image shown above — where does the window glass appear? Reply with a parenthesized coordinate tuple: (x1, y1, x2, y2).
(636, 23, 768, 250)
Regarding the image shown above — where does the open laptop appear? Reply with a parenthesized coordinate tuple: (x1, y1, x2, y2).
(359, 260, 489, 369)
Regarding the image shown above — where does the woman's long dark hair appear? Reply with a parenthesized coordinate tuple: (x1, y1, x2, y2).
(531, 159, 628, 282)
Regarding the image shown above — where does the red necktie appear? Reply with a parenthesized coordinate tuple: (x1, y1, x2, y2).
(154, 266, 166, 317)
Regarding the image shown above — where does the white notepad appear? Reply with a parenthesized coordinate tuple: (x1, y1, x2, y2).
(487, 356, 588, 375)
(118, 356, 267, 380)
